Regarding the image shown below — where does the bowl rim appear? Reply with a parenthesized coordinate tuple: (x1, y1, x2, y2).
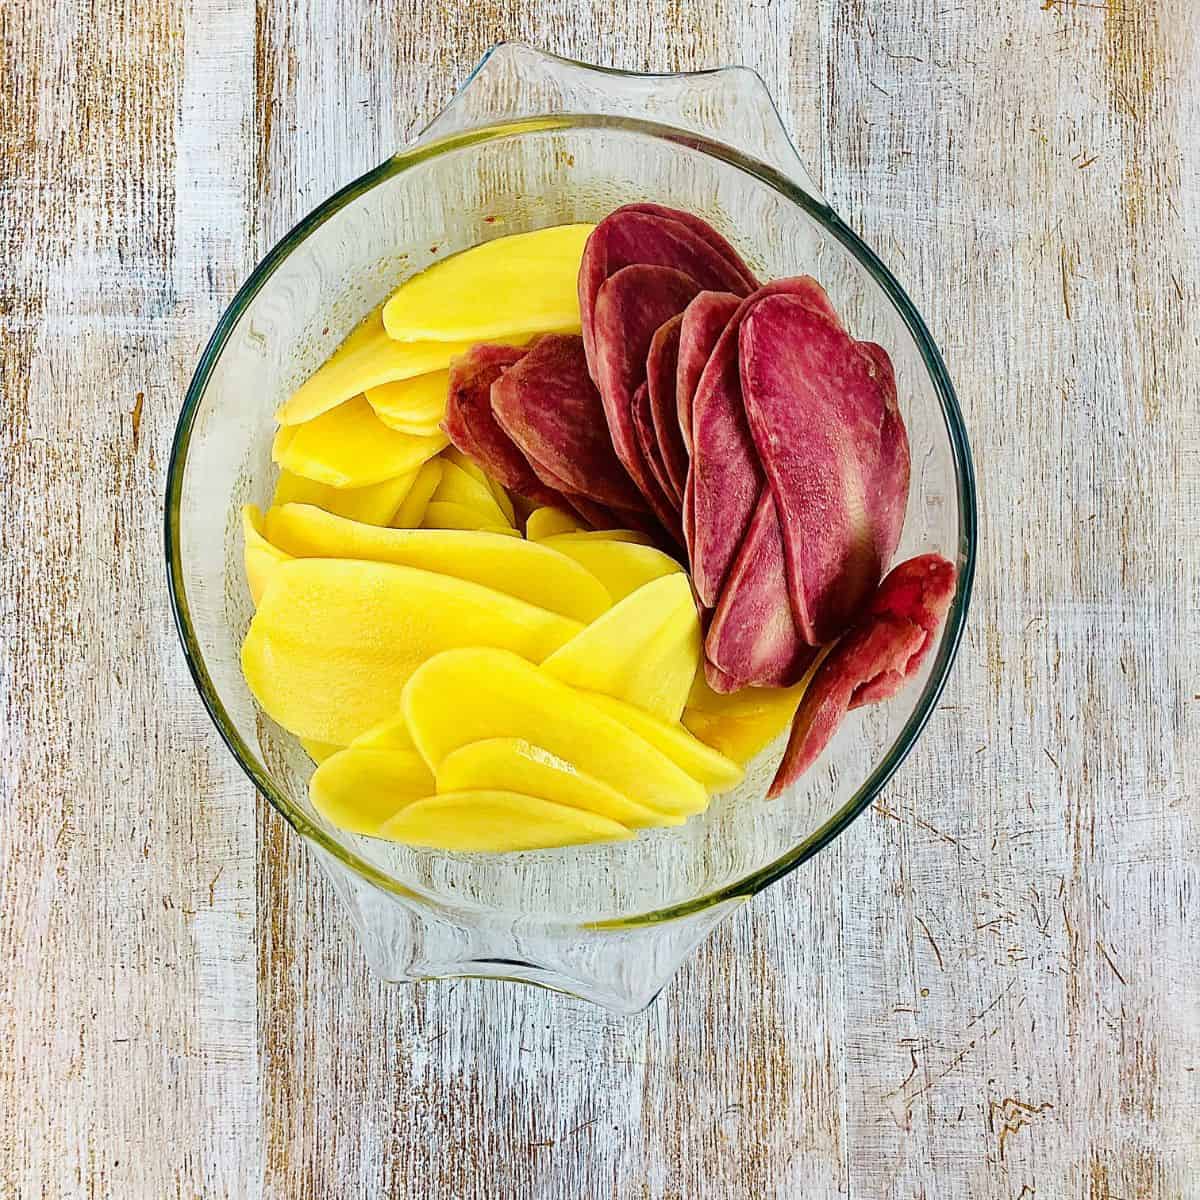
(165, 112, 977, 929)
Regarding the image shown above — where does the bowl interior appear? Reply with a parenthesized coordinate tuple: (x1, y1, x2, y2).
(168, 118, 973, 925)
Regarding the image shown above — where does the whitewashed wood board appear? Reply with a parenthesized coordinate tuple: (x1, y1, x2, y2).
(1, 0, 1197, 1196)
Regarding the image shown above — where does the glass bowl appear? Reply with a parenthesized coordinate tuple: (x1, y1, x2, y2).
(166, 45, 976, 1013)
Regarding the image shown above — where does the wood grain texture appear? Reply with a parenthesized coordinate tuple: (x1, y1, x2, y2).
(2, 1, 1197, 1197)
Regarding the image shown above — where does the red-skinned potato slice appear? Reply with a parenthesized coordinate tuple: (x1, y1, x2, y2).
(687, 277, 839, 609)
(855, 341, 910, 566)
(676, 291, 740, 452)
(705, 491, 818, 689)
(579, 206, 756, 364)
(645, 315, 688, 501)
(590, 263, 702, 535)
(614, 203, 759, 291)
(739, 294, 911, 645)
(442, 343, 563, 508)
(703, 657, 742, 694)
(490, 333, 645, 511)
(768, 554, 956, 796)
(632, 382, 678, 510)
(687, 314, 761, 606)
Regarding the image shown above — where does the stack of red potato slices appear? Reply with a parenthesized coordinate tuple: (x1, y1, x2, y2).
(443, 204, 955, 795)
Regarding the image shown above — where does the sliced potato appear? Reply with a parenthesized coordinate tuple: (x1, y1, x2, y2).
(242, 505, 292, 604)
(263, 503, 610, 622)
(442, 448, 516, 525)
(381, 224, 594, 343)
(273, 396, 446, 489)
(525, 506, 584, 540)
(436, 738, 670, 828)
(402, 648, 707, 818)
(539, 538, 682, 602)
(365, 370, 449, 434)
(433, 461, 511, 526)
(379, 789, 632, 852)
(271, 468, 417, 527)
(276, 305, 527, 425)
(579, 691, 743, 792)
(391, 459, 443, 529)
(423, 500, 519, 535)
(241, 559, 580, 745)
(310, 747, 434, 835)
(300, 738, 343, 764)
(541, 574, 699, 722)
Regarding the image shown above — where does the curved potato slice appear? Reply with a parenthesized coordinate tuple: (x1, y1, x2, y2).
(273, 396, 447, 489)
(436, 739, 672, 829)
(578, 691, 743, 793)
(391, 459, 442, 529)
(310, 747, 435, 835)
(276, 305, 535, 425)
(682, 670, 816, 766)
(442, 448, 516, 525)
(241, 560, 580, 745)
(263, 504, 610, 622)
(540, 538, 682, 603)
(525, 506, 584, 540)
(350, 713, 416, 752)
(432, 461, 511, 526)
(300, 738, 343, 764)
(271, 468, 417, 527)
(402, 649, 707, 818)
(365, 370, 449, 434)
(545, 529, 653, 546)
(382, 224, 594, 343)
(378, 789, 632, 852)
(243, 505, 292, 605)
(541, 574, 699, 722)
(423, 501, 519, 535)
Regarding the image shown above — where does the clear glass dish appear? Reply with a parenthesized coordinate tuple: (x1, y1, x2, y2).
(166, 45, 976, 1013)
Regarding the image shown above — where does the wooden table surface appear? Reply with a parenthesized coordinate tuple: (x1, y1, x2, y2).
(3, 1, 1197, 1196)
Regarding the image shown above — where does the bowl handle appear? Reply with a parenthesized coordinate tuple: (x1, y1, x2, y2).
(414, 43, 830, 209)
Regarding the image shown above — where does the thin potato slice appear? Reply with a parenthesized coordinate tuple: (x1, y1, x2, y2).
(273, 396, 446, 489)
(436, 739, 671, 829)
(382, 224, 594, 343)
(264, 504, 610, 622)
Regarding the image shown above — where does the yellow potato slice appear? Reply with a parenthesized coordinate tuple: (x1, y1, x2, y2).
(378, 790, 632, 852)
(541, 574, 699, 722)
(423, 501, 519, 535)
(310, 747, 434, 835)
(432, 461, 511, 526)
(579, 692, 743, 793)
(241, 560, 581, 745)
(381, 224, 595, 343)
(263, 504, 610, 622)
(539, 538, 682, 602)
(682, 663, 822, 765)
(276, 305, 533, 425)
(242, 505, 292, 604)
(391, 459, 443, 529)
(525, 506, 584, 540)
(273, 396, 447, 489)
(402, 648, 707, 818)
(272, 468, 417, 527)
(436, 739, 672, 829)
(300, 738, 343, 764)
(365, 370, 449, 434)
(442, 448, 516, 525)
(350, 712, 416, 752)
(547, 529, 653, 545)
